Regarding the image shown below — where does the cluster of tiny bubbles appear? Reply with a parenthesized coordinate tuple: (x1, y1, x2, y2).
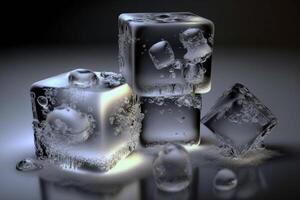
(68, 68, 99, 88)
(152, 143, 192, 192)
(100, 72, 125, 88)
(214, 168, 238, 191)
(16, 158, 43, 172)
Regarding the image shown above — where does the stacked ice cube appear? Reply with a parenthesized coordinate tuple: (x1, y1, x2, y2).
(118, 12, 214, 146)
(29, 12, 278, 173)
(31, 69, 144, 171)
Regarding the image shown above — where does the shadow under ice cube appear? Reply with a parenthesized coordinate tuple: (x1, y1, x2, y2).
(140, 94, 201, 146)
(119, 12, 214, 96)
(30, 69, 143, 171)
(201, 83, 278, 156)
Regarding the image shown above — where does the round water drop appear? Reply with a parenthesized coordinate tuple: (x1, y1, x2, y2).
(37, 96, 48, 107)
(46, 106, 92, 144)
(68, 68, 99, 88)
(214, 168, 238, 191)
(153, 143, 192, 192)
(16, 158, 43, 172)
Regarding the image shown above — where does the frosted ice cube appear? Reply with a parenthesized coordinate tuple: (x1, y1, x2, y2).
(201, 83, 278, 156)
(153, 143, 192, 192)
(30, 69, 143, 171)
(149, 40, 175, 70)
(179, 28, 213, 64)
(140, 94, 201, 146)
(119, 12, 214, 96)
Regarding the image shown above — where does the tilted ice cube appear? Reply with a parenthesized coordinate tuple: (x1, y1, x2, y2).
(148, 40, 175, 70)
(118, 12, 214, 96)
(179, 28, 212, 64)
(201, 83, 278, 156)
(30, 69, 143, 171)
(140, 94, 201, 146)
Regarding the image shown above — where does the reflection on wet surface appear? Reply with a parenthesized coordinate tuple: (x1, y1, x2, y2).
(28, 136, 292, 200)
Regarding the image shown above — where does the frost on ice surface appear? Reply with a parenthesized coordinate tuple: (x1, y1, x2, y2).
(31, 70, 143, 171)
(201, 83, 278, 157)
(100, 72, 125, 88)
(68, 69, 99, 88)
(45, 106, 93, 145)
(214, 168, 238, 191)
(149, 40, 175, 70)
(153, 143, 192, 192)
(180, 28, 213, 64)
(183, 62, 206, 84)
(16, 158, 43, 172)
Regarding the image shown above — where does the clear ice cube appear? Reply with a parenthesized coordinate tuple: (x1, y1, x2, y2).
(118, 12, 214, 96)
(30, 69, 144, 171)
(152, 143, 192, 192)
(179, 28, 212, 64)
(140, 94, 201, 146)
(201, 83, 278, 156)
(148, 40, 175, 70)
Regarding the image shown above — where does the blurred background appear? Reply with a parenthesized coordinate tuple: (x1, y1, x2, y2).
(1, 0, 300, 48)
(1, 1, 300, 200)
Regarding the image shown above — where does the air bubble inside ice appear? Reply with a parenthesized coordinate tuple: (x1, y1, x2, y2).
(16, 158, 43, 172)
(183, 63, 206, 84)
(100, 72, 125, 88)
(149, 40, 175, 70)
(153, 143, 192, 192)
(68, 69, 99, 88)
(45, 106, 92, 144)
(214, 169, 238, 191)
(180, 28, 212, 64)
(37, 96, 48, 108)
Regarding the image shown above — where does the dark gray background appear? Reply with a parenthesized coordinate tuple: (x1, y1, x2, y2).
(1, 1, 300, 200)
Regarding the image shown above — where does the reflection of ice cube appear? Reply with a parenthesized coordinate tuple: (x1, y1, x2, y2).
(30, 69, 143, 171)
(201, 83, 278, 156)
(149, 40, 175, 70)
(180, 28, 212, 64)
(184, 62, 206, 84)
(140, 94, 201, 146)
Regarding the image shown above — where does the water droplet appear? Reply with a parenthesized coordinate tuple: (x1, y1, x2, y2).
(16, 158, 43, 172)
(214, 169, 238, 191)
(37, 96, 48, 107)
(153, 143, 192, 192)
(68, 69, 99, 88)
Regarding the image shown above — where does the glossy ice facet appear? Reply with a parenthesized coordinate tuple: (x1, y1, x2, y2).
(119, 12, 214, 96)
(153, 143, 192, 192)
(201, 83, 278, 156)
(30, 69, 143, 171)
(140, 94, 201, 146)
(149, 40, 175, 70)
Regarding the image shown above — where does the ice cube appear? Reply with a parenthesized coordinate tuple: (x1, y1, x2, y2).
(183, 62, 206, 84)
(148, 40, 175, 70)
(152, 143, 192, 192)
(140, 94, 201, 146)
(30, 69, 143, 171)
(179, 28, 212, 64)
(201, 83, 278, 156)
(119, 12, 214, 96)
